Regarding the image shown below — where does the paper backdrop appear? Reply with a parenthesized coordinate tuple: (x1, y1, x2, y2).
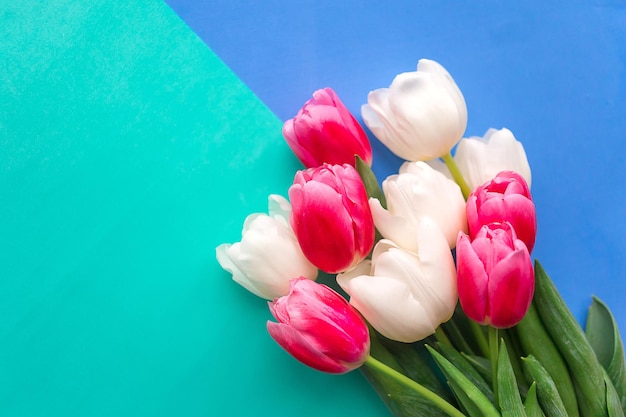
(2, 1, 625, 416)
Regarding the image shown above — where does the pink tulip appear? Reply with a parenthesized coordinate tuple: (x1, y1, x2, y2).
(467, 171, 537, 252)
(456, 222, 534, 328)
(267, 277, 370, 374)
(289, 163, 375, 273)
(283, 88, 373, 168)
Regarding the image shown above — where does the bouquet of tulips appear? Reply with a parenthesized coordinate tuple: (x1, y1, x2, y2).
(216, 59, 626, 417)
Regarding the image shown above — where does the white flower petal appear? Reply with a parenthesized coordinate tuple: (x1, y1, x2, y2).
(455, 127, 532, 190)
(369, 198, 419, 253)
(361, 59, 467, 162)
(268, 194, 292, 221)
(423, 158, 454, 181)
(216, 196, 318, 300)
(337, 235, 457, 343)
(337, 263, 436, 342)
(378, 162, 467, 249)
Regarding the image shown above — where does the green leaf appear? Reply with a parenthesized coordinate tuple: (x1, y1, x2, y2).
(447, 378, 487, 417)
(355, 155, 386, 208)
(463, 354, 493, 383)
(427, 345, 501, 417)
(382, 339, 454, 403)
(360, 366, 452, 417)
(586, 296, 626, 413)
(448, 303, 489, 356)
(501, 329, 529, 397)
(524, 383, 545, 417)
(533, 260, 607, 417)
(515, 303, 579, 417)
(363, 330, 452, 417)
(436, 342, 495, 403)
(521, 355, 568, 417)
(605, 369, 626, 417)
(497, 339, 527, 417)
(442, 310, 478, 355)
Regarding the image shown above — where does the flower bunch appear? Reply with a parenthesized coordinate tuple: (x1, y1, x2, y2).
(217, 59, 626, 417)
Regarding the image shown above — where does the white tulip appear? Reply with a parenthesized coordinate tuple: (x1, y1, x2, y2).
(337, 219, 457, 343)
(370, 161, 467, 250)
(428, 128, 532, 191)
(361, 59, 467, 162)
(456, 127, 531, 190)
(216, 195, 317, 300)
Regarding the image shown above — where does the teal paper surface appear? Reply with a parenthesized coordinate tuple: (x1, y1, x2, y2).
(0, 1, 385, 416)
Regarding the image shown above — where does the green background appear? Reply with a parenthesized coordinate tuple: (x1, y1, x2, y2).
(0, 1, 386, 416)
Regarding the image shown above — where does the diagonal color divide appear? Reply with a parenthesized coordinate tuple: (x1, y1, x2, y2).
(0, 1, 383, 416)
(165, 0, 626, 338)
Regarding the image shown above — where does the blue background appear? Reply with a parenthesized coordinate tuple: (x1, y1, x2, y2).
(1, 1, 624, 416)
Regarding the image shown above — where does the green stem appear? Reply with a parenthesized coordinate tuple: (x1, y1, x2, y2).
(442, 152, 471, 199)
(364, 355, 465, 417)
(489, 326, 499, 406)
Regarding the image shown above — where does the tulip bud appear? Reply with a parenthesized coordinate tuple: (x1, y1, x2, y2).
(216, 195, 318, 300)
(455, 128, 532, 191)
(289, 163, 375, 273)
(456, 222, 534, 328)
(361, 59, 467, 162)
(467, 171, 537, 252)
(369, 161, 467, 251)
(337, 219, 458, 343)
(267, 277, 370, 374)
(283, 88, 373, 168)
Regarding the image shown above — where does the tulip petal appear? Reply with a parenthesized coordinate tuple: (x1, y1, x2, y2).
(473, 194, 536, 252)
(339, 235, 457, 343)
(329, 165, 375, 255)
(402, 163, 467, 247)
(237, 216, 318, 295)
(360, 103, 384, 139)
(456, 233, 490, 324)
(467, 172, 536, 253)
(376, 247, 451, 329)
(285, 310, 368, 364)
(362, 59, 466, 161)
(338, 269, 436, 343)
(216, 243, 267, 299)
(290, 181, 357, 273)
(363, 89, 407, 156)
(470, 224, 518, 270)
(288, 117, 325, 167)
(378, 162, 466, 249)
(289, 165, 374, 273)
(455, 128, 532, 191)
(388, 72, 465, 160)
(296, 105, 369, 167)
(424, 158, 454, 181)
(411, 218, 459, 315)
(418, 60, 467, 122)
(266, 278, 369, 374)
(487, 245, 534, 328)
(216, 194, 318, 300)
(283, 88, 371, 168)
(267, 322, 348, 373)
(369, 197, 419, 254)
(267, 194, 292, 221)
